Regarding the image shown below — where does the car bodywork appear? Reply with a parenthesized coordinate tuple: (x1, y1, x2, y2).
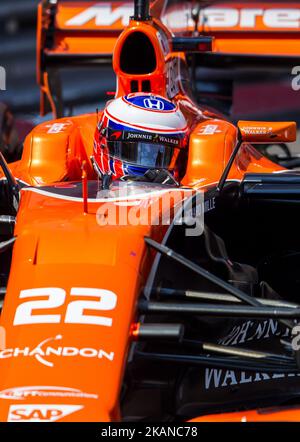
(0, 0, 300, 422)
(37, 0, 300, 118)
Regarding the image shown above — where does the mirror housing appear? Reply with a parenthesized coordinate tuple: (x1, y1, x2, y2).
(238, 121, 297, 144)
(172, 36, 213, 53)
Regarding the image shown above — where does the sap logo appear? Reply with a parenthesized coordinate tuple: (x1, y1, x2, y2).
(66, 3, 133, 27)
(7, 404, 83, 422)
(143, 98, 165, 110)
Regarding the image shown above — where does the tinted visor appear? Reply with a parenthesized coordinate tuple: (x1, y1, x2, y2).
(108, 141, 175, 168)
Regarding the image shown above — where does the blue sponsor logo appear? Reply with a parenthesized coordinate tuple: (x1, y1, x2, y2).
(125, 95, 175, 112)
(143, 98, 165, 110)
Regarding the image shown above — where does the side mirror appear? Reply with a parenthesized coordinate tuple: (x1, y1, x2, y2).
(172, 36, 213, 53)
(238, 121, 297, 144)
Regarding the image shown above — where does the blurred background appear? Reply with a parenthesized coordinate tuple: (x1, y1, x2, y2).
(0, 0, 115, 125)
(0, 0, 299, 152)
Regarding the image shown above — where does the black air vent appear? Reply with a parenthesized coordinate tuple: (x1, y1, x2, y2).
(120, 32, 156, 74)
(142, 80, 151, 92)
(131, 80, 139, 92)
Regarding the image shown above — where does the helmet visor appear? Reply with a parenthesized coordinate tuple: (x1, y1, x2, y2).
(108, 141, 175, 168)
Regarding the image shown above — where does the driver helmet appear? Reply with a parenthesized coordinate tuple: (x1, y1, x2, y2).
(93, 93, 188, 181)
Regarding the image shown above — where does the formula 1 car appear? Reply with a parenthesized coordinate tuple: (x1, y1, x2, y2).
(0, 0, 300, 423)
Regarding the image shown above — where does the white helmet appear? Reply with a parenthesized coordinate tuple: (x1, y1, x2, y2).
(93, 93, 188, 180)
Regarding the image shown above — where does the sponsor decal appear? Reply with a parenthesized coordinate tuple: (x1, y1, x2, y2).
(66, 5, 300, 30)
(205, 368, 300, 390)
(0, 335, 114, 368)
(242, 126, 273, 135)
(199, 125, 222, 135)
(125, 132, 153, 142)
(0, 386, 98, 401)
(123, 94, 176, 112)
(125, 131, 180, 147)
(163, 7, 300, 31)
(143, 98, 165, 111)
(218, 319, 289, 347)
(7, 404, 83, 422)
(45, 123, 72, 134)
(204, 319, 291, 390)
(204, 197, 216, 213)
(108, 129, 183, 147)
(110, 130, 123, 140)
(66, 3, 133, 27)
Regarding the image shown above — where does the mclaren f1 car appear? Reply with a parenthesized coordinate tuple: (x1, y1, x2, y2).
(1, 0, 300, 422)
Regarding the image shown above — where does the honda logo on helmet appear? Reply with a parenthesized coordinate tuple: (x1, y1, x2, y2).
(143, 98, 165, 110)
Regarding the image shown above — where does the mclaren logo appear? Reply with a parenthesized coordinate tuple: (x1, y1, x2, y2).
(66, 4, 300, 30)
(7, 404, 83, 422)
(165, 7, 300, 30)
(66, 3, 133, 27)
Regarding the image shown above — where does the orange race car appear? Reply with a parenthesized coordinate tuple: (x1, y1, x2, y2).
(0, 0, 300, 423)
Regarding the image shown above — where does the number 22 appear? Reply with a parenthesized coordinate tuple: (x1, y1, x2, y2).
(13, 287, 117, 327)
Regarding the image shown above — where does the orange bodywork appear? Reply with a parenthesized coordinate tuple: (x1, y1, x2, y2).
(0, 1, 297, 423)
